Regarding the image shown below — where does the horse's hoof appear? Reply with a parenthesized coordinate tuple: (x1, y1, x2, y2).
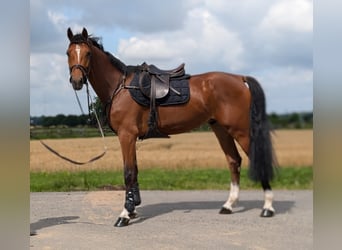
(114, 217, 130, 227)
(260, 209, 274, 217)
(219, 207, 232, 214)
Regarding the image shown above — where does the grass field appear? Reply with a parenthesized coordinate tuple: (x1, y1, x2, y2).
(30, 130, 313, 172)
(30, 167, 312, 192)
(30, 130, 313, 191)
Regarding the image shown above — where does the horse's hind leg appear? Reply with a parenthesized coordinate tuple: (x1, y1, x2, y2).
(231, 129, 275, 217)
(260, 181, 275, 217)
(210, 123, 241, 214)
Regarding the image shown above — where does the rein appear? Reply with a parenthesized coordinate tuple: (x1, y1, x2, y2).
(40, 82, 108, 165)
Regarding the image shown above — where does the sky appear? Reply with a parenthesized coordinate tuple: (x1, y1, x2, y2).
(30, 0, 313, 116)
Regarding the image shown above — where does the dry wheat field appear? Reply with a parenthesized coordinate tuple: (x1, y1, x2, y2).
(30, 130, 313, 172)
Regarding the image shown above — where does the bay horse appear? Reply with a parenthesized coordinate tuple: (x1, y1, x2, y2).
(66, 27, 276, 227)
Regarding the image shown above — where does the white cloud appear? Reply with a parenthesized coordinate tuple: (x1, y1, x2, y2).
(30, 53, 68, 89)
(118, 7, 244, 72)
(256, 66, 313, 113)
(259, 0, 313, 33)
(248, 0, 313, 71)
(118, 37, 180, 61)
(47, 10, 67, 27)
(194, 9, 244, 71)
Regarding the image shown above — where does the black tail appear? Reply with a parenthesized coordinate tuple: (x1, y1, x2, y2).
(245, 76, 277, 183)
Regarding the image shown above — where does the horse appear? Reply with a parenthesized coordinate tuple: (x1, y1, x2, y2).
(66, 27, 277, 227)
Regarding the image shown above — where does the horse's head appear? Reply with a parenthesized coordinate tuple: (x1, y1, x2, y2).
(66, 27, 91, 90)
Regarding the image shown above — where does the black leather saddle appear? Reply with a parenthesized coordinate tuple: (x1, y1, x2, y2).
(128, 62, 190, 139)
(138, 62, 185, 99)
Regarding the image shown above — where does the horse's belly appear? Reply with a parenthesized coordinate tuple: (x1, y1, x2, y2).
(157, 105, 209, 134)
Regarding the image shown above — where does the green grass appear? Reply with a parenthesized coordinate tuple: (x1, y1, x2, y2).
(30, 127, 114, 140)
(30, 167, 312, 192)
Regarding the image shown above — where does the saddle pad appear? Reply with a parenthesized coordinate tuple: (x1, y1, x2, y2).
(128, 72, 191, 107)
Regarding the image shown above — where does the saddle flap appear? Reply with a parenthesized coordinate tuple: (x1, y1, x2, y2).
(153, 75, 170, 99)
(128, 71, 190, 107)
(138, 72, 170, 99)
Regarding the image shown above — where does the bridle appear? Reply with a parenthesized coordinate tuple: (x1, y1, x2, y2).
(67, 41, 93, 117)
(68, 41, 91, 85)
(69, 64, 89, 85)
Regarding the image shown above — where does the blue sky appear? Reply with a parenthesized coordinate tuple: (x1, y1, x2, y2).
(30, 0, 312, 116)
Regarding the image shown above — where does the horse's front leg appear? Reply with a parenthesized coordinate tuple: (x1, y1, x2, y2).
(114, 132, 141, 227)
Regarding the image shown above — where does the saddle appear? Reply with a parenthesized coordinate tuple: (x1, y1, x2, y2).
(138, 62, 185, 99)
(136, 62, 187, 139)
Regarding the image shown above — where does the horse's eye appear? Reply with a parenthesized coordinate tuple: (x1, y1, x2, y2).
(66, 51, 70, 57)
(86, 52, 91, 58)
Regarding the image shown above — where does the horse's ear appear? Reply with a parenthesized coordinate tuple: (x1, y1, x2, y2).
(82, 28, 88, 39)
(67, 28, 73, 41)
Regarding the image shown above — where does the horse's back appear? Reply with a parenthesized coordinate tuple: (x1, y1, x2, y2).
(189, 71, 250, 106)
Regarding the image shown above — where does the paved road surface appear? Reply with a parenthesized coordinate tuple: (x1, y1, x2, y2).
(30, 190, 312, 249)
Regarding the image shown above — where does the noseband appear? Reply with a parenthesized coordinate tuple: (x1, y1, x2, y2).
(69, 63, 89, 85)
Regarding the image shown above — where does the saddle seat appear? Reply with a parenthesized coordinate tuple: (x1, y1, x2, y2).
(147, 63, 185, 77)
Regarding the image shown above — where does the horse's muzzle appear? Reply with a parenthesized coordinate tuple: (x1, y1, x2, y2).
(69, 64, 88, 90)
(69, 75, 86, 90)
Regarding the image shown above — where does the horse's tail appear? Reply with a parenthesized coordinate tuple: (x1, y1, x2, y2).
(245, 76, 276, 183)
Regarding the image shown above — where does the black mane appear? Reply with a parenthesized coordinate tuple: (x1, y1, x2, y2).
(71, 33, 127, 74)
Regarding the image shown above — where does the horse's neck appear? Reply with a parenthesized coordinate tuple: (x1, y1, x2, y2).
(88, 48, 123, 104)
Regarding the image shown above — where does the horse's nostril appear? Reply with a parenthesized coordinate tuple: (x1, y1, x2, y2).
(80, 76, 85, 84)
(69, 78, 83, 90)
(74, 83, 83, 90)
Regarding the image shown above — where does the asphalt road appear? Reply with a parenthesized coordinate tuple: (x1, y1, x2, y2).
(30, 190, 312, 250)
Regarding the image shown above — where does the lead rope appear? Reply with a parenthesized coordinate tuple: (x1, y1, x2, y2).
(40, 83, 107, 165)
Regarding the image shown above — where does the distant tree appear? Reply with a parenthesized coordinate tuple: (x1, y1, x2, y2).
(55, 114, 66, 126)
(268, 113, 280, 129)
(64, 115, 79, 127)
(303, 112, 313, 125)
(41, 116, 54, 127)
(88, 97, 107, 126)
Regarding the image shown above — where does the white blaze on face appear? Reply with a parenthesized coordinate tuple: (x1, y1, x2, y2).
(75, 44, 81, 63)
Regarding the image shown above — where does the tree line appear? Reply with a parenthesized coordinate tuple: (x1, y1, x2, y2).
(30, 111, 313, 130)
(30, 114, 90, 127)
